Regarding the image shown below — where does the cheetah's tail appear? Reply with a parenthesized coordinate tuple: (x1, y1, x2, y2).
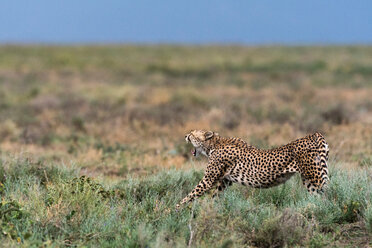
(314, 132, 329, 191)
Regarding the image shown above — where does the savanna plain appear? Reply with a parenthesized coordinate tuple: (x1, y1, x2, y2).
(0, 45, 371, 247)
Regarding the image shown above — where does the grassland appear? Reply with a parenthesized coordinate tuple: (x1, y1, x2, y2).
(0, 45, 371, 247)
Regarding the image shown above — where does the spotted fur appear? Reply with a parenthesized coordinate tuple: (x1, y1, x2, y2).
(176, 130, 329, 209)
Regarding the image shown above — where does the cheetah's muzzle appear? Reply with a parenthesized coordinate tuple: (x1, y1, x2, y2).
(192, 148, 197, 156)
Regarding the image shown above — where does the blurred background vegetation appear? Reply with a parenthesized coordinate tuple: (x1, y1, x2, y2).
(0, 45, 371, 178)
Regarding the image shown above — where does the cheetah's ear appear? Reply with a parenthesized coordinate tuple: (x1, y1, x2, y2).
(204, 131, 214, 140)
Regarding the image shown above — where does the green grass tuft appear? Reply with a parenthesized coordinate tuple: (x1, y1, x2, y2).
(0, 156, 371, 246)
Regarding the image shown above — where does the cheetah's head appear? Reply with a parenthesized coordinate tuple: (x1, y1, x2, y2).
(185, 130, 218, 157)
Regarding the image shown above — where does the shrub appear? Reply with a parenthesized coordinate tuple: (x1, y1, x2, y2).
(252, 209, 310, 248)
(0, 200, 31, 241)
(321, 104, 352, 125)
(365, 205, 372, 233)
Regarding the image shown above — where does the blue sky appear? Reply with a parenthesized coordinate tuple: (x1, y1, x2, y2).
(0, 1, 371, 44)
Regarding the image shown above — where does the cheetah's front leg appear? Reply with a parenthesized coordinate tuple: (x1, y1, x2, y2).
(212, 178, 232, 198)
(176, 161, 224, 210)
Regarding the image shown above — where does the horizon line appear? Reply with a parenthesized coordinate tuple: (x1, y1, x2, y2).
(1, 41, 372, 47)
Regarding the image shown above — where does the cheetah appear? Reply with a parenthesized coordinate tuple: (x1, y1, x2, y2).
(176, 130, 329, 209)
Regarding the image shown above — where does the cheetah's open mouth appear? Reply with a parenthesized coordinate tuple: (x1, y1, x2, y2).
(192, 148, 197, 156)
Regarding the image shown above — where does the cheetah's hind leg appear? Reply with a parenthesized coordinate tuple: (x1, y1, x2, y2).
(300, 153, 328, 194)
(301, 175, 325, 194)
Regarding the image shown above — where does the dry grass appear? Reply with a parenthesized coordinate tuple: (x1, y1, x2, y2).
(1, 45, 371, 177)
